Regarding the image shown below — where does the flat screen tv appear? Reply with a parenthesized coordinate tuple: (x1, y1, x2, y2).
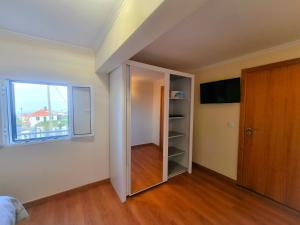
(200, 78, 240, 104)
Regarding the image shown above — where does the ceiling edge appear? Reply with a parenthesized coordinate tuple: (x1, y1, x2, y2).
(0, 28, 94, 55)
(194, 38, 300, 73)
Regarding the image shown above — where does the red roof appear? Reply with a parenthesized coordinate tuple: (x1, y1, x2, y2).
(21, 108, 64, 118)
(28, 109, 49, 117)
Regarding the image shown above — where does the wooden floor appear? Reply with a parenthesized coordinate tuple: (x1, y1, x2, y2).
(23, 165, 300, 225)
(131, 144, 163, 193)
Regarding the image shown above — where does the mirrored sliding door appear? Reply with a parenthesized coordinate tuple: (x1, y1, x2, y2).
(130, 66, 165, 194)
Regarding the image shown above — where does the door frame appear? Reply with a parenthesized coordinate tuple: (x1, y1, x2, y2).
(159, 86, 164, 150)
(237, 57, 300, 185)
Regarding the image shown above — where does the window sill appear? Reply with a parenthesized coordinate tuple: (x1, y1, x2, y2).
(4, 136, 71, 148)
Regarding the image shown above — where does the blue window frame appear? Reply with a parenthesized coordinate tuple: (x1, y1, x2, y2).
(9, 81, 69, 143)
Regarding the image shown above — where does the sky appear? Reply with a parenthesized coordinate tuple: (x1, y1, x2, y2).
(13, 82, 68, 114)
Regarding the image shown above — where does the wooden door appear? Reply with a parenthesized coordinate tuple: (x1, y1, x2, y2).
(284, 62, 300, 210)
(238, 58, 300, 210)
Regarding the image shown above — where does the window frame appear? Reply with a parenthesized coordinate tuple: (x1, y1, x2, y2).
(7, 80, 71, 144)
(71, 85, 94, 137)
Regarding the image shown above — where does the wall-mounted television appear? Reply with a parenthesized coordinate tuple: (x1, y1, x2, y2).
(200, 78, 240, 104)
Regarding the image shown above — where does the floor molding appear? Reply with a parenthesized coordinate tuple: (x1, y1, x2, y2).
(192, 162, 237, 185)
(24, 178, 110, 209)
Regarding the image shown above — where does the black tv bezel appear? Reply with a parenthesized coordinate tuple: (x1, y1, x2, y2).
(200, 77, 240, 104)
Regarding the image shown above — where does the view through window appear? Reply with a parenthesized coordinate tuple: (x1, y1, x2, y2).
(10, 81, 69, 142)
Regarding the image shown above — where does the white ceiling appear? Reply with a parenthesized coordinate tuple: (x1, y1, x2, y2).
(132, 0, 300, 71)
(0, 0, 124, 48)
(131, 66, 164, 82)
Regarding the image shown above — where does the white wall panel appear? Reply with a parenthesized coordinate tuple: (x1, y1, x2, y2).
(109, 65, 127, 202)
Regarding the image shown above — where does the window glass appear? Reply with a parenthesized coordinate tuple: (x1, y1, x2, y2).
(10, 81, 69, 142)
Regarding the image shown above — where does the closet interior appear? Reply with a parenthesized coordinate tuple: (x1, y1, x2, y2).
(168, 74, 192, 178)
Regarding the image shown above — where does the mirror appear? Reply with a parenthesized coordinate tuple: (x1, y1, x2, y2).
(130, 66, 165, 194)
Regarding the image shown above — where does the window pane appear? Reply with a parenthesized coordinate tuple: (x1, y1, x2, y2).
(11, 82, 69, 142)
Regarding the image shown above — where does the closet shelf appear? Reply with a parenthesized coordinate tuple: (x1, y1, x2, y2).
(169, 114, 185, 120)
(169, 117, 185, 120)
(168, 161, 187, 177)
(170, 98, 185, 100)
(169, 99, 191, 103)
(168, 131, 184, 139)
(168, 147, 185, 157)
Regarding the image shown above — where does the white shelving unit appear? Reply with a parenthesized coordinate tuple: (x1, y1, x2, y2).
(168, 146, 185, 157)
(169, 114, 185, 120)
(168, 131, 185, 139)
(168, 74, 194, 178)
(168, 161, 187, 178)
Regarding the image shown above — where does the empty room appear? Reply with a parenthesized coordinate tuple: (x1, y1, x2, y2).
(1, 0, 300, 225)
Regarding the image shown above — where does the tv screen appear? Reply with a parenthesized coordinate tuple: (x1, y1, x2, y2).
(200, 78, 240, 104)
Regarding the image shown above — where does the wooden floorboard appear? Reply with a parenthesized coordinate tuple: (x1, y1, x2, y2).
(23, 165, 300, 225)
(131, 144, 163, 193)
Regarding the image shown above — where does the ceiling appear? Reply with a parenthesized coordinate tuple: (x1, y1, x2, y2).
(132, 0, 300, 71)
(131, 66, 164, 82)
(0, 0, 124, 48)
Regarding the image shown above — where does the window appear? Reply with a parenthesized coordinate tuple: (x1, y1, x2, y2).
(0, 80, 93, 146)
(9, 81, 69, 143)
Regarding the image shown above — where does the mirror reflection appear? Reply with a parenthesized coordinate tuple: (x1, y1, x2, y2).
(130, 66, 164, 194)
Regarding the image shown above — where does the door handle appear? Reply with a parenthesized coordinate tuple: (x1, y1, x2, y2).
(245, 127, 256, 136)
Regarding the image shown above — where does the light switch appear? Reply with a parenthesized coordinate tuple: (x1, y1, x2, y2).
(227, 121, 235, 128)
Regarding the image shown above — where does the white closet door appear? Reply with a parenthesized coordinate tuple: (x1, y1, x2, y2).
(72, 86, 93, 136)
(109, 65, 127, 202)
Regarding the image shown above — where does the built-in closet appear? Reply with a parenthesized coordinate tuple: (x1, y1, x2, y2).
(109, 61, 194, 202)
(168, 74, 193, 177)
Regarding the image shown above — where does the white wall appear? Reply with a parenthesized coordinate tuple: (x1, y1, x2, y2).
(193, 40, 300, 180)
(0, 32, 109, 203)
(131, 80, 154, 146)
(152, 79, 164, 146)
(131, 78, 163, 146)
